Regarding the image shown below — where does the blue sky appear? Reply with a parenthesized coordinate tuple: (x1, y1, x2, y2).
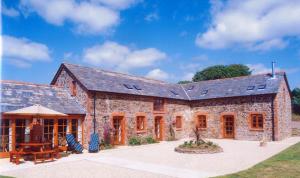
(2, 0, 300, 89)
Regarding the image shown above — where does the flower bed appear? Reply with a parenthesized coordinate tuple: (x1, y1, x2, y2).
(175, 140, 223, 154)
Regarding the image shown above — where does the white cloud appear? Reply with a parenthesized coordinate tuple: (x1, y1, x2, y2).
(92, 0, 138, 10)
(83, 41, 166, 71)
(2, 3, 20, 17)
(20, 0, 137, 34)
(145, 12, 159, 22)
(145, 68, 169, 80)
(181, 72, 194, 81)
(247, 63, 300, 75)
(249, 39, 287, 51)
(2, 35, 51, 67)
(196, 0, 300, 50)
(247, 63, 273, 74)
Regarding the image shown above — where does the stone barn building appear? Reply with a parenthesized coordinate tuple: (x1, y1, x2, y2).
(51, 63, 291, 145)
(0, 62, 292, 156)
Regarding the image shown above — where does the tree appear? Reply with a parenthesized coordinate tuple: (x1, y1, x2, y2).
(192, 64, 251, 82)
(292, 88, 300, 114)
(178, 80, 192, 84)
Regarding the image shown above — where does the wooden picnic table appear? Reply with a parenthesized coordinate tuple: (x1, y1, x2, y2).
(19, 142, 52, 152)
(10, 142, 56, 164)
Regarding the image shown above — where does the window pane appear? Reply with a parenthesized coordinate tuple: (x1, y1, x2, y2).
(258, 115, 263, 128)
(252, 115, 257, 128)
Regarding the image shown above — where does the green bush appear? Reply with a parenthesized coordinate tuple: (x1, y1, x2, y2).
(207, 141, 213, 146)
(100, 139, 113, 149)
(129, 137, 141, 146)
(144, 136, 157, 144)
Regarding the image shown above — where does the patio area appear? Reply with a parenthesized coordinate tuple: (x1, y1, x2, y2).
(1, 137, 300, 178)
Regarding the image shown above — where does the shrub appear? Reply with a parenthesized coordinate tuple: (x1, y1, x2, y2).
(207, 141, 213, 146)
(184, 141, 188, 146)
(100, 139, 113, 149)
(129, 137, 141, 146)
(144, 136, 157, 144)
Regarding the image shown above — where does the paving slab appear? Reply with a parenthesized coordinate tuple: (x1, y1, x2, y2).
(1, 137, 299, 178)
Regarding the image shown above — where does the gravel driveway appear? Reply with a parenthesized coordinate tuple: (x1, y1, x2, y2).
(1, 137, 300, 178)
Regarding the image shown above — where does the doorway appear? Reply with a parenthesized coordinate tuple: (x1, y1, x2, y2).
(154, 116, 164, 141)
(223, 115, 235, 139)
(112, 116, 125, 145)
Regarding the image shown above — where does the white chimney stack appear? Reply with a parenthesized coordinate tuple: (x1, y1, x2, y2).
(271, 61, 276, 79)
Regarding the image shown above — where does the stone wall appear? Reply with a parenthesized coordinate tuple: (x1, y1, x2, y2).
(52, 68, 292, 144)
(275, 80, 292, 140)
(88, 92, 190, 144)
(190, 95, 274, 141)
(53, 68, 92, 147)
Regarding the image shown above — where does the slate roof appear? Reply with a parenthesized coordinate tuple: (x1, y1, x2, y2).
(51, 63, 288, 101)
(53, 63, 190, 100)
(1, 81, 85, 114)
(182, 73, 285, 100)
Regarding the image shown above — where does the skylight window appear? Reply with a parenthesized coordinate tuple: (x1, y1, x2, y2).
(133, 85, 142, 90)
(201, 90, 208, 95)
(187, 85, 195, 91)
(170, 90, 179, 96)
(258, 84, 266, 90)
(123, 84, 133, 89)
(247, 86, 255, 90)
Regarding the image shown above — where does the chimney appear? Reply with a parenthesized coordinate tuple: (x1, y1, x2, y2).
(271, 61, 276, 79)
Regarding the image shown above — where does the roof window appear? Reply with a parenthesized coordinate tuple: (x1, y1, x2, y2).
(258, 84, 266, 90)
(170, 90, 179, 96)
(133, 85, 142, 90)
(247, 86, 255, 90)
(201, 90, 208, 95)
(187, 85, 195, 91)
(123, 84, 133, 89)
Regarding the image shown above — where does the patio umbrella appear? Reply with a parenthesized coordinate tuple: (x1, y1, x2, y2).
(4, 104, 67, 117)
(5, 104, 67, 143)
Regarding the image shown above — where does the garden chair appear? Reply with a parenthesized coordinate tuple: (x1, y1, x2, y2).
(66, 134, 83, 153)
(88, 133, 100, 153)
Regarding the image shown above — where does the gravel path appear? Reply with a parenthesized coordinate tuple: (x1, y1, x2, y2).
(1, 137, 300, 178)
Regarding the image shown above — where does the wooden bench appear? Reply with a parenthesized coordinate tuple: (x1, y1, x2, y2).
(32, 150, 55, 164)
(10, 151, 26, 165)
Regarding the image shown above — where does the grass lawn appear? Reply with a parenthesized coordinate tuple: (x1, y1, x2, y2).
(0, 176, 14, 178)
(215, 142, 300, 178)
(292, 113, 300, 121)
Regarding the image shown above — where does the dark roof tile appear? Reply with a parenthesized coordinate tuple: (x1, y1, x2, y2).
(1, 81, 85, 114)
(55, 63, 285, 101)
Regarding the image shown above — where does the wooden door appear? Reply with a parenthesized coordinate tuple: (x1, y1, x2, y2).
(112, 116, 124, 145)
(154, 116, 163, 141)
(223, 115, 234, 138)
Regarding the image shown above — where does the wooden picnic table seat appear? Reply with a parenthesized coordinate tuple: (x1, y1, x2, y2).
(10, 150, 27, 165)
(32, 150, 55, 164)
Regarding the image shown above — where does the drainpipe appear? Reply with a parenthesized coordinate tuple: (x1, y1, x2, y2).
(93, 92, 96, 133)
(271, 95, 275, 141)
